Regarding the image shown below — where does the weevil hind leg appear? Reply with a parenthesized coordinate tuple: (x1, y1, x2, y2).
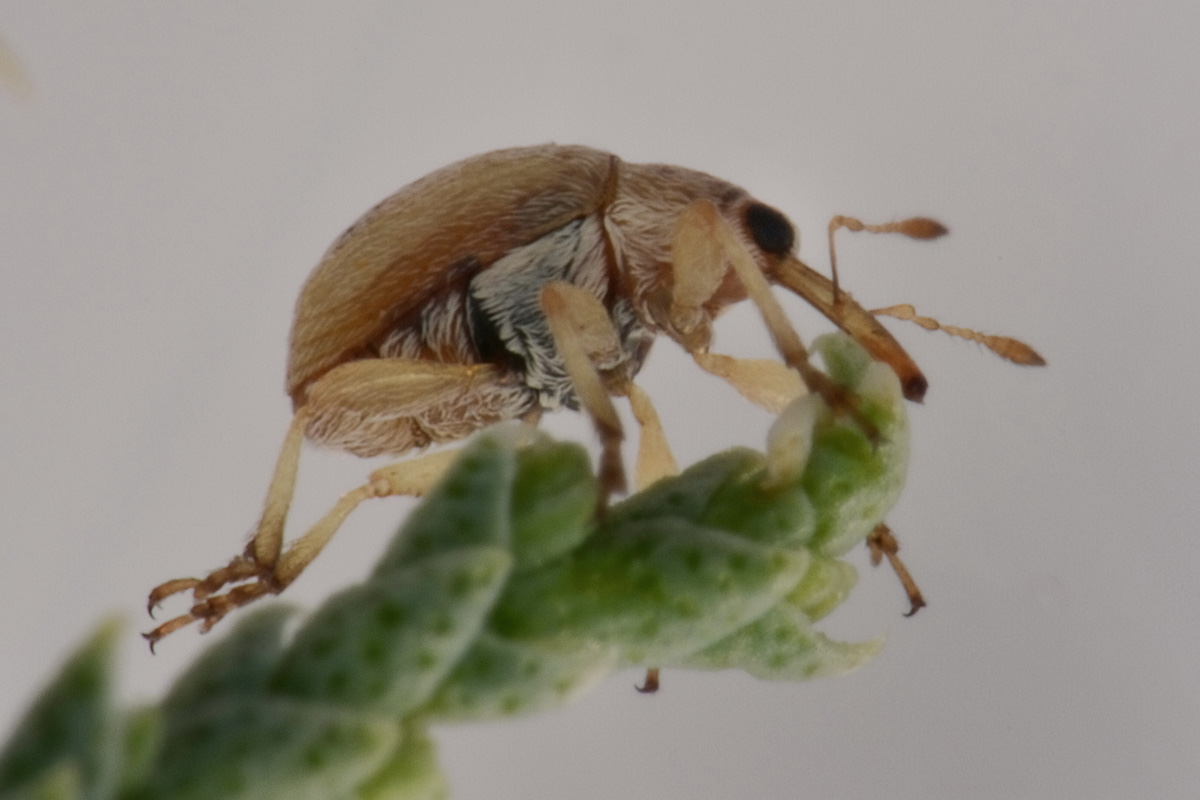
(143, 446, 462, 649)
(272, 447, 461, 585)
(252, 406, 313, 567)
(146, 406, 313, 617)
(145, 359, 514, 647)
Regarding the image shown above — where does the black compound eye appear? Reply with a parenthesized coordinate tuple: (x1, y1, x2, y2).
(744, 202, 795, 256)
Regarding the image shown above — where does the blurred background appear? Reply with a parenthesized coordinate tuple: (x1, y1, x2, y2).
(1, 3, 1197, 798)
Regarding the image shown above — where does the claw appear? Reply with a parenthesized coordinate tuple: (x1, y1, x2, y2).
(146, 577, 204, 616)
(143, 547, 285, 647)
(142, 577, 281, 649)
(143, 612, 200, 653)
(635, 668, 661, 694)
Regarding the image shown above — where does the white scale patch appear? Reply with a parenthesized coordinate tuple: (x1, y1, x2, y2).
(468, 215, 648, 409)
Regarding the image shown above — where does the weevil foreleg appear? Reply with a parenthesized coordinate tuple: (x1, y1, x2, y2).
(690, 351, 806, 413)
(665, 201, 729, 350)
(671, 207, 808, 412)
(670, 201, 879, 440)
(866, 523, 927, 617)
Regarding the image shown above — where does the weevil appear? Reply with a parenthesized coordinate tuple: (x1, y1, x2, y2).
(145, 144, 1044, 646)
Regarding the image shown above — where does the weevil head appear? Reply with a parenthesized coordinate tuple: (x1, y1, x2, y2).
(607, 162, 799, 350)
(667, 196, 800, 351)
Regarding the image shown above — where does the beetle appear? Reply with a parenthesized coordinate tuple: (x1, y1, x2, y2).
(145, 144, 1043, 646)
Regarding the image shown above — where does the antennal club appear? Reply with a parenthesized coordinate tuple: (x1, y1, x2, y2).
(828, 216, 949, 302)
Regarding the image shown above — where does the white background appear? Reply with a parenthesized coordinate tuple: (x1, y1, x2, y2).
(2, 3, 1198, 798)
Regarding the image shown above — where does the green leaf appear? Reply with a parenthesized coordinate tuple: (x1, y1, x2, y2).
(133, 698, 398, 800)
(274, 548, 513, 716)
(161, 605, 296, 720)
(679, 605, 882, 680)
(424, 632, 617, 720)
(508, 437, 596, 571)
(372, 435, 515, 574)
(0, 332, 919, 799)
(356, 720, 448, 800)
(0, 618, 120, 800)
(491, 520, 810, 665)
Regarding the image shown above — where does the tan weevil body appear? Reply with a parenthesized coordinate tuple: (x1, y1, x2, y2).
(146, 144, 1043, 646)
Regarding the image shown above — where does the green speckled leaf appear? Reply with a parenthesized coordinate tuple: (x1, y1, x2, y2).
(356, 721, 448, 800)
(802, 415, 907, 557)
(115, 706, 160, 798)
(801, 340, 909, 557)
(424, 632, 618, 720)
(680, 605, 882, 679)
(274, 548, 512, 716)
(0, 619, 120, 800)
(136, 698, 398, 800)
(784, 556, 859, 622)
(374, 436, 514, 574)
(604, 448, 763, 528)
(812, 331, 874, 390)
(698, 460, 817, 549)
(161, 605, 296, 720)
(508, 437, 597, 571)
(0, 763, 82, 800)
(0, 332, 920, 800)
(491, 520, 810, 665)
